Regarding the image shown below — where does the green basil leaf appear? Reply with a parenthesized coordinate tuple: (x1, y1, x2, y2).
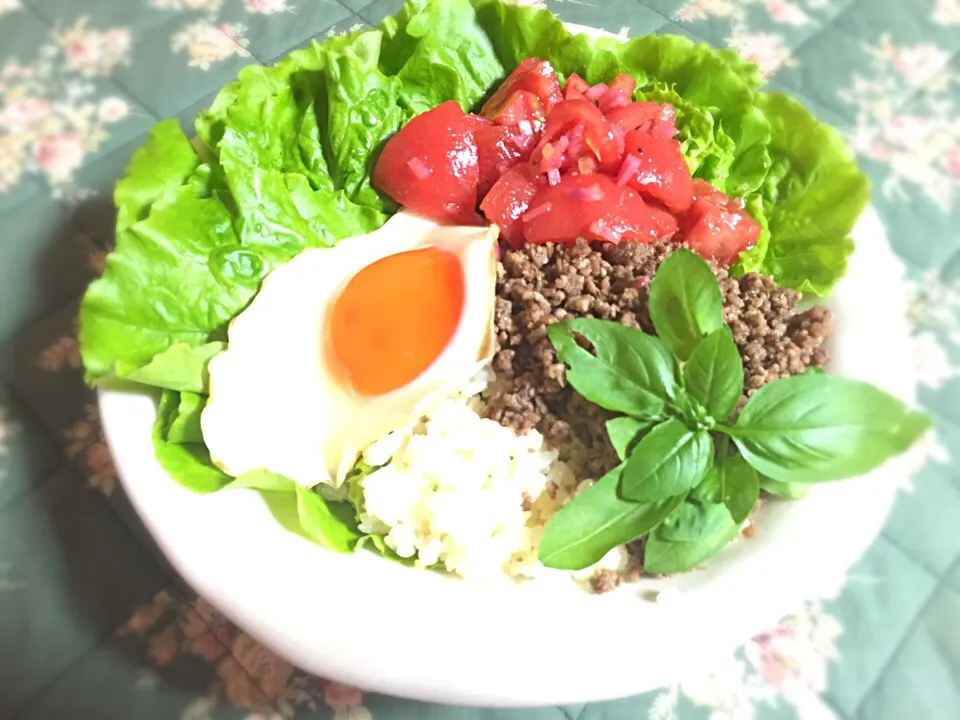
(760, 476, 810, 499)
(643, 507, 739, 575)
(538, 464, 684, 571)
(648, 249, 724, 361)
(548, 318, 677, 419)
(606, 416, 656, 462)
(726, 374, 932, 483)
(657, 498, 733, 542)
(620, 418, 715, 502)
(683, 326, 744, 422)
(719, 455, 759, 524)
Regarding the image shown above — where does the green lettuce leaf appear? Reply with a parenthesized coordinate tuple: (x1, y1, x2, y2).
(153, 390, 232, 494)
(118, 341, 224, 394)
(227, 469, 363, 553)
(741, 93, 869, 295)
(80, 125, 265, 385)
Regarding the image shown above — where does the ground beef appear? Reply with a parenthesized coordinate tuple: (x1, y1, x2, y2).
(589, 569, 622, 594)
(485, 238, 832, 477)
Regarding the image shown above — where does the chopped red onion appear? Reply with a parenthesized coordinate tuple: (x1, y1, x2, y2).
(407, 157, 431, 179)
(616, 153, 642, 186)
(563, 125, 585, 160)
(577, 156, 598, 174)
(522, 202, 553, 223)
(588, 219, 621, 243)
(632, 276, 651, 290)
(567, 183, 604, 201)
(547, 168, 561, 186)
(517, 119, 534, 137)
(585, 82, 609, 102)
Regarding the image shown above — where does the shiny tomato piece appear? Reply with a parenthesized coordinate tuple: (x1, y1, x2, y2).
(536, 99, 624, 172)
(522, 174, 677, 245)
(607, 102, 677, 139)
(466, 114, 531, 200)
(484, 90, 545, 135)
(481, 58, 563, 118)
(680, 180, 761, 265)
(564, 72, 590, 100)
(480, 163, 543, 248)
(373, 100, 480, 224)
(622, 130, 693, 213)
(608, 74, 637, 97)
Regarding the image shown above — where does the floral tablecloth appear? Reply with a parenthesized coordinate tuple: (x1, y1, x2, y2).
(1, 0, 958, 718)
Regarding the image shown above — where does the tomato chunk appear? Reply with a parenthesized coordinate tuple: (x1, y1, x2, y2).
(536, 99, 624, 173)
(680, 180, 761, 265)
(466, 114, 532, 200)
(484, 90, 546, 136)
(481, 58, 563, 118)
(564, 72, 590, 100)
(607, 102, 678, 139)
(621, 130, 693, 213)
(373, 100, 480, 224)
(522, 174, 677, 245)
(480, 164, 543, 248)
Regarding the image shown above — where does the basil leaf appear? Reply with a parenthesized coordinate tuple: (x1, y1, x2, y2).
(683, 326, 743, 422)
(760, 476, 810, 499)
(548, 318, 677, 419)
(726, 374, 931, 483)
(719, 455, 759, 524)
(657, 498, 733, 542)
(606, 416, 655, 462)
(643, 506, 739, 575)
(538, 464, 684, 571)
(648, 249, 724, 361)
(620, 418, 715, 502)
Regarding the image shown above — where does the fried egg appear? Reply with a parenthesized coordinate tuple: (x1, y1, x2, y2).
(202, 211, 498, 488)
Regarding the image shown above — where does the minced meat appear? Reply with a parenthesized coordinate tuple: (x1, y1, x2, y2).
(485, 238, 832, 477)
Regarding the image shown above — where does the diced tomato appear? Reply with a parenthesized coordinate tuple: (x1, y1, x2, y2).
(607, 102, 678, 139)
(481, 58, 563, 119)
(522, 174, 678, 245)
(535, 99, 624, 173)
(373, 100, 480, 224)
(480, 164, 543, 247)
(564, 72, 590, 100)
(484, 90, 546, 136)
(680, 180, 761, 265)
(608, 74, 637, 97)
(466, 114, 531, 200)
(621, 130, 693, 213)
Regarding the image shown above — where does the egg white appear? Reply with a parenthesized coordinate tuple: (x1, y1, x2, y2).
(201, 211, 498, 489)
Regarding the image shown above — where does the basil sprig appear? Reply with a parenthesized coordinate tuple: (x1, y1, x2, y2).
(538, 250, 931, 573)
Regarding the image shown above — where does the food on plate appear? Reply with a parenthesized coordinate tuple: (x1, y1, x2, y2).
(202, 212, 497, 488)
(79, 0, 929, 593)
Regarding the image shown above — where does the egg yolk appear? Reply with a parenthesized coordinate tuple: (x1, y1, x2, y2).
(327, 246, 465, 396)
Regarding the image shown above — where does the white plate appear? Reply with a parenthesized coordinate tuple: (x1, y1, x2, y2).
(99, 205, 915, 707)
(97, 20, 918, 708)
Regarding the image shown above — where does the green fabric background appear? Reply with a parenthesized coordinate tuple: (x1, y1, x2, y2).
(0, 0, 958, 718)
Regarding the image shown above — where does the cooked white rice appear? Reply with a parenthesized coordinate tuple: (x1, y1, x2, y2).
(356, 370, 629, 583)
